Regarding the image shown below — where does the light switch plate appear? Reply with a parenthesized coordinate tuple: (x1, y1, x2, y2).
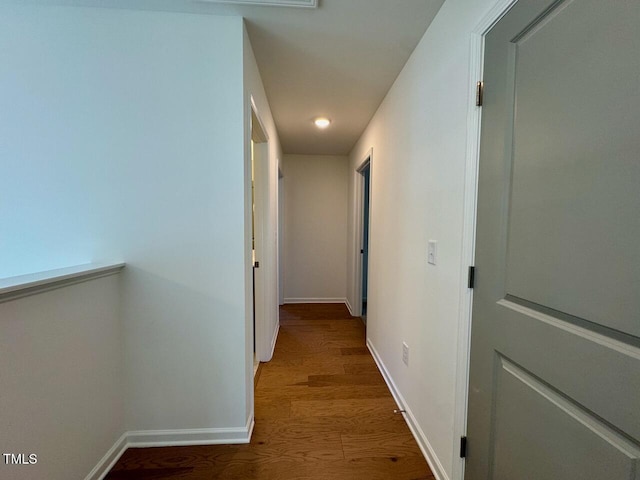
(402, 342, 409, 366)
(428, 240, 437, 265)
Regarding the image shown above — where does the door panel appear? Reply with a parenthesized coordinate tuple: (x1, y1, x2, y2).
(493, 298, 640, 440)
(492, 356, 640, 480)
(505, 0, 640, 336)
(466, 0, 640, 478)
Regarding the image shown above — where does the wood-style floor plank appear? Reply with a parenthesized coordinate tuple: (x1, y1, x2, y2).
(289, 397, 397, 418)
(343, 363, 380, 374)
(105, 303, 433, 479)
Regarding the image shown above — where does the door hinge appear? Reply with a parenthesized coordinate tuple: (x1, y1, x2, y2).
(468, 266, 476, 289)
(254, 261, 260, 269)
(476, 81, 484, 107)
(460, 436, 468, 458)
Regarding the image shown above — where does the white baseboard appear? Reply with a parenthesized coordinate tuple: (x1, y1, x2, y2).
(269, 322, 280, 359)
(89, 416, 254, 479)
(246, 414, 256, 441)
(367, 339, 450, 480)
(345, 297, 355, 316)
(259, 319, 279, 362)
(85, 433, 128, 480)
(127, 419, 253, 448)
(284, 297, 347, 304)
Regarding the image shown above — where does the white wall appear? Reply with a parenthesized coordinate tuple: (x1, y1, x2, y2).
(0, 275, 124, 480)
(0, 0, 250, 452)
(347, 1, 502, 479)
(283, 155, 348, 303)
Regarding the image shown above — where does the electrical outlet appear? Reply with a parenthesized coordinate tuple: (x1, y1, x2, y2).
(402, 342, 409, 366)
(428, 240, 437, 265)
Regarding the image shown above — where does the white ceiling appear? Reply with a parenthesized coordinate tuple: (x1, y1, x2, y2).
(36, 0, 445, 154)
(241, 0, 445, 154)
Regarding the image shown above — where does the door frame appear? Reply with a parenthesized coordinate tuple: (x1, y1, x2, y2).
(353, 149, 372, 318)
(455, 1, 521, 479)
(248, 96, 278, 365)
(277, 167, 284, 306)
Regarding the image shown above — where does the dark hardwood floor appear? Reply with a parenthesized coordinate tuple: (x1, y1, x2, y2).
(106, 303, 434, 479)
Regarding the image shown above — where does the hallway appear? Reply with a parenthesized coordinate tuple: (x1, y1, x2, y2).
(106, 304, 434, 479)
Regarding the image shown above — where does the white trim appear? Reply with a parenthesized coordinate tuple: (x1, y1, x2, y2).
(250, 95, 269, 142)
(356, 149, 372, 173)
(89, 417, 254, 478)
(244, 82, 255, 436)
(127, 425, 252, 448)
(85, 433, 128, 480)
(249, 95, 278, 364)
(247, 413, 256, 440)
(203, 0, 317, 7)
(345, 297, 356, 317)
(277, 169, 285, 306)
(352, 148, 373, 318)
(268, 322, 280, 360)
(284, 297, 347, 304)
(0, 262, 125, 303)
(367, 340, 449, 480)
(475, 0, 520, 36)
(453, 1, 521, 480)
(253, 140, 269, 363)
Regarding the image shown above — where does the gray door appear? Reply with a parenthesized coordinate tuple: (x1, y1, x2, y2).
(466, 1, 640, 479)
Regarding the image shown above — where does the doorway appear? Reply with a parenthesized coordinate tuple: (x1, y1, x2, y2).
(360, 162, 371, 320)
(248, 97, 279, 373)
(277, 168, 284, 307)
(355, 153, 372, 322)
(250, 106, 268, 376)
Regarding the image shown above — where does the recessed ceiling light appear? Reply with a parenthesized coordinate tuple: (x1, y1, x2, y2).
(314, 118, 331, 129)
